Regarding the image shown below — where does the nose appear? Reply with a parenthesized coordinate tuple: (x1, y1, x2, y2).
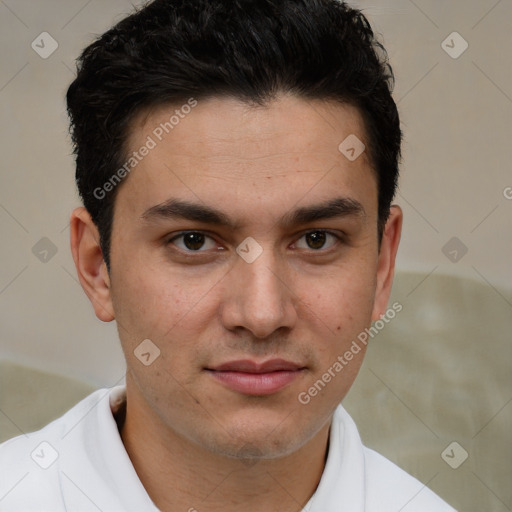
(220, 246, 298, 339)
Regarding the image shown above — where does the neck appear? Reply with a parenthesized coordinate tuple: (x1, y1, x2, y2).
(119, 382, 331, 512)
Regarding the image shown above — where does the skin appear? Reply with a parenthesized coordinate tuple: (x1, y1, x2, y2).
(70, 93, 402, 512)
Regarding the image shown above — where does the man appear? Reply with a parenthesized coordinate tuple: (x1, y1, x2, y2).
(0, 0, 456, 510)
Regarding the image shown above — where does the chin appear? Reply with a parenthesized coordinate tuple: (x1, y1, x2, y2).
(200, 409, 324, 461)
(207, 432, 303, 461)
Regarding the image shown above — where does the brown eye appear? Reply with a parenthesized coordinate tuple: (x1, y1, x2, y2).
(295, 230, 340, 251)
(182, 232, 205, 250)
(168, 231, 217, 252)
(306, 231, 327, 249)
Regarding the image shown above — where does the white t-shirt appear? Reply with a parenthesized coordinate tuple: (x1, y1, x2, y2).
(0, 386, 456, 511)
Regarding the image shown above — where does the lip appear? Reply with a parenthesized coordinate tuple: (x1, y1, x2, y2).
(206, 359, 306, 396)
(210, 358, 303, 373)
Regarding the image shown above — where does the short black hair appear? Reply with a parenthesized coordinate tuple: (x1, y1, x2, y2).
(66, 0, 401, 270)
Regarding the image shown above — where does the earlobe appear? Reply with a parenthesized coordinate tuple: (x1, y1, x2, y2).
(70, 207, 115, 322)
(371, 205, 403, 322)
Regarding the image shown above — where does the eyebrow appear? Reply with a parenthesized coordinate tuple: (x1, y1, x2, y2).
(141, 196, 366, 229)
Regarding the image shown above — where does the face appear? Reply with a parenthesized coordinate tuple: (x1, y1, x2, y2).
(73, 93, 402, 460)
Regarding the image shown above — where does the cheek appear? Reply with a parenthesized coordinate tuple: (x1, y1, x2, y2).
(109, 258, 221, 365)
(298, 263, 376, 333)
(296, 277, 374, 405)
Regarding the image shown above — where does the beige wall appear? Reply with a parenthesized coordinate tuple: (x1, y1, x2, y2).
(0, 0, 510, 385)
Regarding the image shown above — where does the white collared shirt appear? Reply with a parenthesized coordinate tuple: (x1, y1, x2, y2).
(0, 386, 456, 511)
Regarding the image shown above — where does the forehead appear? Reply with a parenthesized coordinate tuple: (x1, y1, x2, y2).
(129, 94, 368, 160)
(115, 94, 376, 224)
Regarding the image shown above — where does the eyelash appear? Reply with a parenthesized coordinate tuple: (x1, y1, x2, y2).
(166, 230, 344, 256)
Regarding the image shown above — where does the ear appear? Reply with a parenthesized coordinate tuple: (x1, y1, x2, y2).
(70, 207, 115, 322)
(371, 205, 403, 322)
